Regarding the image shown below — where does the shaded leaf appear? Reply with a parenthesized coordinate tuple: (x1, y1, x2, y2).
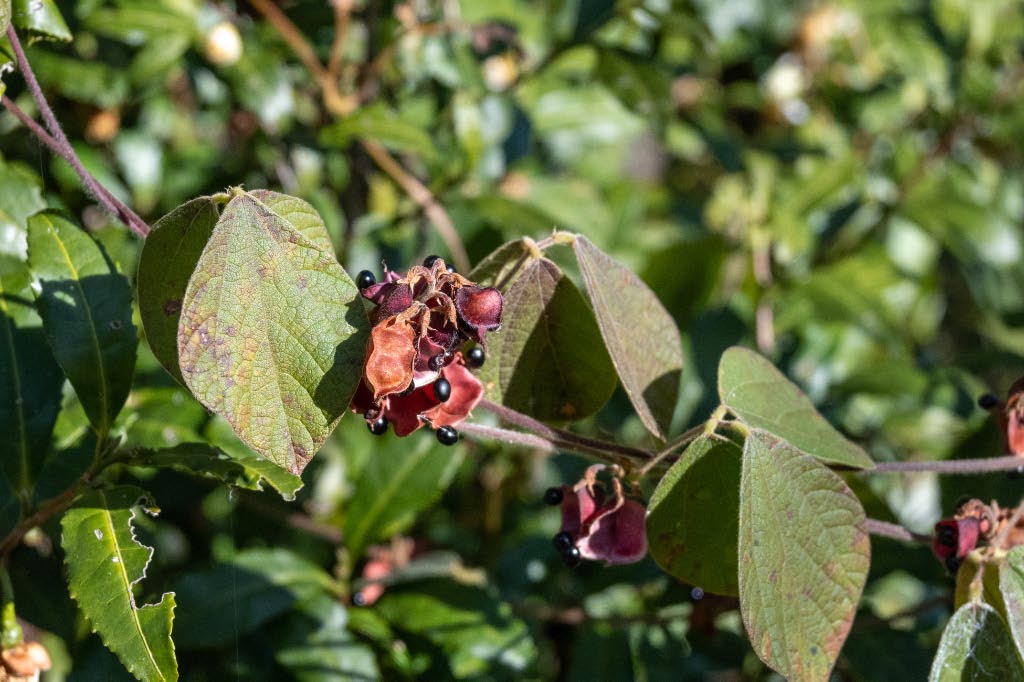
(478, 256, 616, 421)
(177, 189, 369, 474)
(274, 594, 380, 682)
(0, 157, 47, 259)
(999, 546, 1024, 660)
(467, 237, 533, 288)
(137, 197, 220, 384)
(345, 436, 463, 559)
(646, 435, 742, 596)
(0, 267, 63, 501)
(573, 235, 682, 439)
(738, 430, 870, 681)
(930, 602, 1024, 681)
(319, 105, 436, 160)
(174, 548, 334, 649)
(376, 579, 536, 678)
(128, 442, 303, 497)
(11, 0, 71, 42)
(718, 346, 874, 469)
(203, 416, 304, 500)
(27, 211, 137, 436)
(61, 486, 177, 682)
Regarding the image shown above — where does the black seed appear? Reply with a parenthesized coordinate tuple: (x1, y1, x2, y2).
(368, 416, 388, 435)
(356, 270, 376, 290)
(446, 264, 457, 273)
(466, 346, 485, 368)
(543, 487, 563, 506)
(945, 555, 962, 574)
(352, 591, 367, 606)
(428, 353, 448, 371)
(433, 378, 451, 402)
(423, 255, 442, 268)
(936, 525, 957, 547)
(562, 546, 581, 567)
(552, 532, 574, 552)
(436, 425, 459, 445)
(978, 393, 1000, 410)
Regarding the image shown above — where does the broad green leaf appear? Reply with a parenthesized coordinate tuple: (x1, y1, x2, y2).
(11, 0, 71, 42)
(646, 435, 742, 596)
(467, 237, 533, 289)
(203, 416, 304, 500)
(27, 211, 137, 436)
(738, 430, 870, 681)
(718, 346, 874, 469)
(376, 579, 536, 678)
(573, 234, 683, 440)
(33, 430, 94, 504)
(61, 486, 177, 682)
(319, 105, 437, 160)
(127, 443, 304, 496)
(478, 256, 617, 421)
(274, 594, 380, 682)
(999, 547, 1024, 660)
(0, 269, 63, 502)
(0, 157, 47, 259)
(174, 548, 334, 648)
(930, 602, 1024, 681)
(177, 189, 369, 475)
(138, 197, 220, 384)
(345, 436, 463, 559)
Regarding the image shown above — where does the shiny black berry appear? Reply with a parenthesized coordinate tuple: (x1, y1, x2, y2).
(552, 532, 574, 552)
(561, 546, 581, 567)
(432, 378, 451, 403)
(978, 393, 1000, 410)
(356, 270, 376, 290)
(428, 353, 448, 371)
(543, 487, 563, 506)
(423, 255, 442, 268)
(446, 263, 457, 273)
(466, 347, 485, 369)
(368, 416, 388, 435)
(436, 425, 459, 445)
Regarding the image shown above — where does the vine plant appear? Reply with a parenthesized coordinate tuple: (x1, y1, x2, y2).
(2, 3, 1024, 682)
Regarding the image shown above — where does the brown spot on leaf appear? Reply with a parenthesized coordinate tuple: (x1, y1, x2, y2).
(163, 299, 182, 316)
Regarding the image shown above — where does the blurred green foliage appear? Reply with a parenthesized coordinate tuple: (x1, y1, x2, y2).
(3, 0, 1024, 678)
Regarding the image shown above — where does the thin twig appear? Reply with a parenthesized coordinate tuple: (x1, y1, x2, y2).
(248, 0, 327, 81)
(0, 481, 85, 558)
(328, 0, 352, 80)
(459, 423, 557, 453)
(862, 518, 931, 544)
(869, 455, 1024, 475)
(5, 27, 150, 238)
(361, 140, 470, 272)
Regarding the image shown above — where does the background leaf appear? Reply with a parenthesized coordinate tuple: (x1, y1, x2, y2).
(137, 197, 219, 384)
(718, 346, 874, 469)
(61, 485, 177, 682)
(478, 256, 617, 421)
(738, 430, 870, 680)
(573, 235, 683, 440)
(344, 436, 463, 560)
(929, 602, 1024, 681)
(646, 435, 742, 596)
(27, 211, 136, 436)
(128, 442, 303, 497)
(177, 189, 369, 474)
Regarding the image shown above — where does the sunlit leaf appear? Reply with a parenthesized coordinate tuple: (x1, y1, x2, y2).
(930, 602, 1024, 681)
(27, 211, 136, 436)
(739, 430, 870, 680)
(646, 435, 741, 596)
(573, 235, 682, 439)
(478, 256, 616, 421)
(718, 346, 874, 469)
(11, 0, 71, 42)
(61, 486, 177, 682)
(177, 189, 369, 474)
(999, 546, 1024, 660)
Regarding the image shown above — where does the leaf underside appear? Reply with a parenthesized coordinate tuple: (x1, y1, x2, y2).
(929, 601, 1024, 681)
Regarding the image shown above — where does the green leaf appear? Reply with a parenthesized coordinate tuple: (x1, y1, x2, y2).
(0, 269, 63, 501)
(11, 0, 71, 42)
(274, 594, 380, 682)
(376, 580, 536, 678)
(930, 602, 1024, 681)
(61, 486, 177, 682)
(177, 189, 369, 475)
(738, 430, 870, 680)
(0, 1, 10, 36)
(174, 548, 334, 649)
(203, 416, 304, 500)
(138, 197, 220, 384)
(344, 436, 463, 559)
(478, 256, 617, 421)
(646, 435, 742, 596)
(718, 346, 874, 469)
(999, 547, 1024, 660)
(319, 105, 437, 160)
(27, 211, 137, 436)
(573, 235, 683, 439)
(127, 442, 304, 496)
(0, 157, 47, 260)
(467, 238, 532, 288)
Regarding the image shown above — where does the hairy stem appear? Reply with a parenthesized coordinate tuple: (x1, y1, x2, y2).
(5, 27, 150, 238)
(862, 518, 931, 544)
(869, 455, 1024, 475)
